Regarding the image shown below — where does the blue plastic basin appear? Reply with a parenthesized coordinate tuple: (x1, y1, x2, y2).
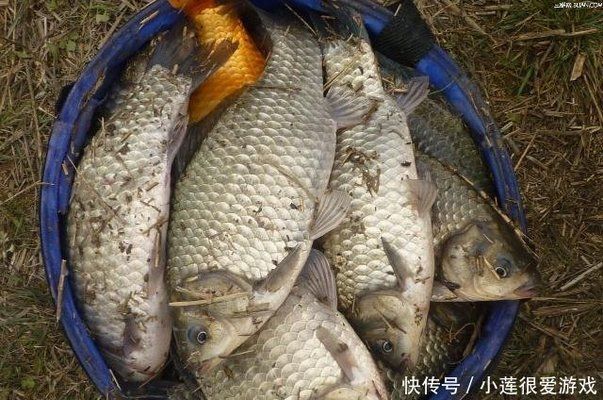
(40, 1, 526, 398)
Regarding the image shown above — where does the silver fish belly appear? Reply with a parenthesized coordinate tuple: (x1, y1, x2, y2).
(168, 9, 345, 371)
(66, 21, 233, 381)
(196, 250, 388, 400)
(318, 18, 435, 370)
(68, 43, 196, 382)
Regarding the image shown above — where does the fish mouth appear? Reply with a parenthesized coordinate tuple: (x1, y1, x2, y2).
(513, 281, 539, 298)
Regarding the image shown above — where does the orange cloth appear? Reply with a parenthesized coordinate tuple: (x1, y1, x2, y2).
(169, 0, 266, 122)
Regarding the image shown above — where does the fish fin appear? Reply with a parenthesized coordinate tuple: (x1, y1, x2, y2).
(381, 237, 413, 292)
(147, 228, 167, 297)
(149, 20, 238, 89)
(316, 326, 359, 384)
(307, 3, 368, 41)
(192, 39, 239, 88)
(310, 190, 351, 240)
(123, 313, 142, 357)
(430, 281, 460, 301)
(299, 249, 337, 309)
(254, 244, 306, 294)
(171, 120, 206, 181)
(430, 302, 481, 327)
(326, 85, 377, 130)
(171, 92, 238, 180)
(414, 154, 432, 181)
(406, 177, 437, 215)
(396, 76, 429, 115)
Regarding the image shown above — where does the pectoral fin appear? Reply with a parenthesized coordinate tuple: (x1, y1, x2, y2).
(299, 249, 338, 310)
(310, 191, 351, 240)
(316, 326, 359, 384)
(254, 244, 306, 294)
(326, 85, 377, 129)
(123, 313, 142, 357)
(431, 281, 460, 301)
(396, 76, 429, 115)
(147, 228, 166, 298)
(406, 177, 437, 216)
(381, 237, 413, 292)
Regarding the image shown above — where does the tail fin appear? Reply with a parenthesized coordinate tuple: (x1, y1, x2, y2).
(308, 2, 369, 41)
(149, 21, 200, 74)
(149, 20, 238, 89)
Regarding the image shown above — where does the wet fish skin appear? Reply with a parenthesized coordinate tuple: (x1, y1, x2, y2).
(379, 60, 538, 301)
(168, 7, 347, 372)
(67, 23, 212, 381)
(379, 58, 493, 193)
(185, 251, 388, 400)
(417, 154, 539, 301)
(317, 11, 435, 371)
(384, 303, 480, 400)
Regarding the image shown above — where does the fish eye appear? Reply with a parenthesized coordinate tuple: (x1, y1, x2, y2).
(380, 340, 393, 353)
(495, 258, 512, 278)
(495, 265, 509, 278)
(187, 326, 208, 345)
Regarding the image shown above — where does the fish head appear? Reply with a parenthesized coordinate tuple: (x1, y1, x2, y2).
(440, 219, 540, 301)
(171, 271, 254, 373)
(173, 305, 242, 374)
(352, 291, 417, 371)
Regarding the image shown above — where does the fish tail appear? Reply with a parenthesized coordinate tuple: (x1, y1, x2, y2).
(149, 20, 238, 91)
(308, 1, 369, 41)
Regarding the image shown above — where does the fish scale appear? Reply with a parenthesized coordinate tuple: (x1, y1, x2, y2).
(386, 317, 475, 400)
(319, 20, 434, 370)
(168, 8, 352, 374)
(67, 62, 191, 381)
(379, 57, 493, 193)
(198, 285, 382, 400)
(428, 156, 493, 248)
(322, 42, 429, 307)
(168, 13, 334, 284)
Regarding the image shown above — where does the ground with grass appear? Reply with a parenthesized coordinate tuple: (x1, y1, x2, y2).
(1, 1, 601, 399)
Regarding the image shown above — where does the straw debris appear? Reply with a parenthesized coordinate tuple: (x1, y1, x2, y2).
(1, 1, 601, 399)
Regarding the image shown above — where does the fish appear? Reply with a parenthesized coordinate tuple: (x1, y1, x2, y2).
(66, 22, 234, 382)
(168, 6, 359, 373)
(380, 60, 539, 301)
(168, 0, 266, 123)
(379, 57, 493, 194)
(384, 303, 481, 400)
(174, 250, 388, 400)
(416, 154, 539, 301)
(315, 9, 436, 371)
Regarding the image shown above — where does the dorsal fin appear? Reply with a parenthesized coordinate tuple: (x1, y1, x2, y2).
(326, 85, 377, 130)
(299, 249, 338, 309)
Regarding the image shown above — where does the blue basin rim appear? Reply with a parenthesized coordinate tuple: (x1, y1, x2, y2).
(40, 1, 182, 396)
(40, 0, 526, 398)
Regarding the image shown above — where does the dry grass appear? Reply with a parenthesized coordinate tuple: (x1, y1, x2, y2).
(410, 0, 602, 396)
(0, 0, 601, 399)
(1, 2, 149, 399)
